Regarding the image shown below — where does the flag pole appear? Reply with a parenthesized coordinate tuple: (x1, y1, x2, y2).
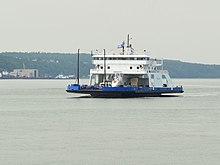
(127, 34, 130, 48)
(77, 49, 80, 85)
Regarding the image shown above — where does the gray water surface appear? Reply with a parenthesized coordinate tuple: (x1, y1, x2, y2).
(0, 79, 220, 165)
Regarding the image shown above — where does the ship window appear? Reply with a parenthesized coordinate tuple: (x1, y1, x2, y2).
(147, 57, 150, 60)
(130, 66, 133, 69)
(113, 58, 117, 60)
(101, 66, 103, 69)
(137, 67, 139, 69)
(107, 66, 110, 69)
(129, 58, 134, 60)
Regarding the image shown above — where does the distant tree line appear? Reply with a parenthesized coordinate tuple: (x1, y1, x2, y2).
(0, 52, 220, 78)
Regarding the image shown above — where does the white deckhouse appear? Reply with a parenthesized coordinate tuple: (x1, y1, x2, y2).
(89, 38, 173, 89)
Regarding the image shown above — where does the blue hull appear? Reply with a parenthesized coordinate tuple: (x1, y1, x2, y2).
(66, 84, 184, 98)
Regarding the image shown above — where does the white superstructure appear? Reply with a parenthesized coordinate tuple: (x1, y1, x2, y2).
(89, 36, 174, 88)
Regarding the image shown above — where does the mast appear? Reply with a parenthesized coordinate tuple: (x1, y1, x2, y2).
(77, 49, 80, 85)
(103, 49, 106, 82)
(91, 50, 93, 56)
(127, 34, 130, 48)
(122, 41, 125, 55)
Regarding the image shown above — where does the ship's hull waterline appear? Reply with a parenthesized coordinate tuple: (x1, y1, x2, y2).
(66, 88, 183, 98)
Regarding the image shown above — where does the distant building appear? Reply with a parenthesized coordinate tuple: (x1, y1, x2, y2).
(0, 71, 15, 78)
(55, 74, 75, 79)
(10, 69, 39, 78)
(2, 71, 9, 76)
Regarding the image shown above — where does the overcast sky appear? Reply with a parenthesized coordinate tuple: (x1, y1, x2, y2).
(0, 0, 219, 64)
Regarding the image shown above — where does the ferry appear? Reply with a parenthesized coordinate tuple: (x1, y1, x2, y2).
(66, 35, 184, 98)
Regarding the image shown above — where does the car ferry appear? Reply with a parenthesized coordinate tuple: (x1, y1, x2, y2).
(66, 35, 184, 98)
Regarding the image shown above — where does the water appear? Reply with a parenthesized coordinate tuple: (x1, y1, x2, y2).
(0, 79, 220, 165)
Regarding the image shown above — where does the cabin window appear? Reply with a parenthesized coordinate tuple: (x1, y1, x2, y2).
(147, 57, 150, 60)
(130, 66, 133, 69)
(137, 58, 145, 60)
(101, 66, 103, 69)
(137, 67, 139, 69)
(107, 66, 110, 69)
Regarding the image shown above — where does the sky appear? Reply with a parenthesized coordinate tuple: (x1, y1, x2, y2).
(0, 0, 219, 64)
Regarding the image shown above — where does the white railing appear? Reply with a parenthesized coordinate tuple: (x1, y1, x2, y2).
(90, 68, 168, 75)
(93, 49, 149, 56)
(146, 70, 168, 74)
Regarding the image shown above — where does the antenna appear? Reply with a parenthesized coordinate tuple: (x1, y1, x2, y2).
(127, 34, 130, 48)
(77, 49, 80, 85)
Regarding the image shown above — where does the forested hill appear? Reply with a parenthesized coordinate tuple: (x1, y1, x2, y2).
(0, 52, 220, 78)
(0, 52, 93, 78)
